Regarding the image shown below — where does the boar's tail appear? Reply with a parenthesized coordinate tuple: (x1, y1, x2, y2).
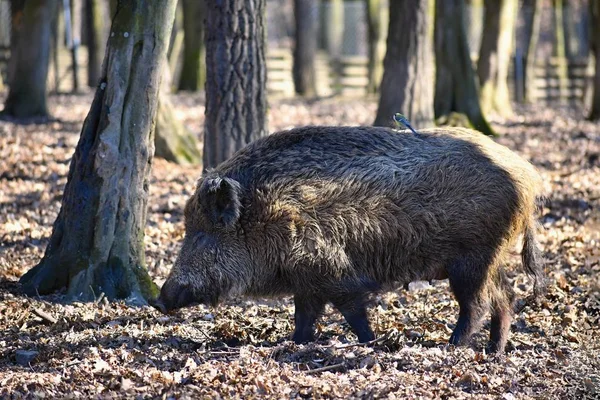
(521, 222, 547, 299)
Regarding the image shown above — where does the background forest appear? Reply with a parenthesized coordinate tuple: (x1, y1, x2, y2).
(0, 0, 599, 398)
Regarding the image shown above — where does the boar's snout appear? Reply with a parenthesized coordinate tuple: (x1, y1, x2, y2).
(152, 280, 196, 314)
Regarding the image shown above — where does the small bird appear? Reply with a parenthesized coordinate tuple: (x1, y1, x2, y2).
(393, 113, 418, 135)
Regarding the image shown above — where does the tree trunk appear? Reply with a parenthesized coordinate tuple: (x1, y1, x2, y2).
(178, 0, 205, 91)
(553, 0, 569, 102)
(322, 0, 343, 58)
(204, 0, 268, 170)
(434, 0, 494, 136)
(69, 0, 82, 92)
(85, 0, 108, 87)
(293, 0, 317, 97)
(155, 63, 201, 164)
(477, 0, 517, 116)
(588, 0, 600, 120)
(522, 0, 541, 103)
(374, 0, 434, 128)
(366, 0, 389, 94)
(2, 0, 55, 119)
(19, 0, 177, 303)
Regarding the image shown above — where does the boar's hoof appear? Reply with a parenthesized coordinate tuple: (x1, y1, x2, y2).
(292, 329, 315, 344)
(149, 298, 168, 314)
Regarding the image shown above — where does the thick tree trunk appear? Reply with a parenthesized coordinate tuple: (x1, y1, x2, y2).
(20, 0, 177, 303)
(477, 0, 517, 116)
(293, 0, 317, 97)
(178, 0, 205, 91)
(522, 0, 541, 103)
(155, 63, 201, 164)
(366, 0, 388, 94)
(2, 0, 55, 119)
(374, 0, 434, 128)
(434, 0, 494, 136)
(204, 0, 268, 170)
(588, 0, 600, 120)
(85, 0, 107, 87)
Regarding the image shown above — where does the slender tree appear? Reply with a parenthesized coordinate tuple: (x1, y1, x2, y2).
(589, 0, 600, 120)
(20, 0, 177, 302)
(366, 0, 388, 94)
(322, 0, 343, 59)
(2, 0, 56, 119)
(293, 0, 318, 97)
(553, 0, 569, 101)
(178, 0, 205, 91)
(522, 0, 541, 103)
(203, 0, 268, 169)
(434, 0, 494, 136)
(85, 0, 108, 87)
(477, 0, 517, 116)
(374, 0, 434, 128)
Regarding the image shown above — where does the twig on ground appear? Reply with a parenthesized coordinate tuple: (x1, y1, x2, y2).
(331, 334, 389, 350)
(306, 362, 345, 374)
(32, 308, 57, 324)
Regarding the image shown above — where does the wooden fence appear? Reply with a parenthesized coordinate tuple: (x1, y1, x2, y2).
(266, 50, 595, 105)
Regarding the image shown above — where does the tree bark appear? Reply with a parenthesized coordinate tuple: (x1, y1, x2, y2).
(588, 0, 600, 120)
(293, 0, 317, 97)
(477, 0, 517, 116)
(85, 0, 108, 87)
(19, 0, 177, 303)
(366, 0, 388, 94)
(2, 0, 55, 119)
(155, 62, 201, 164)
(203, 0, 268, 170)
(374, 0, 434, 128)
(434, 0, 495, 136)
(178, 0, 205, 91)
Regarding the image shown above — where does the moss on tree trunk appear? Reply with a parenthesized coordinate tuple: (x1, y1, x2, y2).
(85, 0, 108, 87)
(155, 63, 201, 164)
(203, 0, 268, 170)
(374, 0, 434, 128)
(366, 0, 388, 94)
(2, 0, 55, 119)
(178, 0, 205, 91)
(477, 0, 517, 117)
(19, 0, 177, 303)
(434, 0, 495, 136)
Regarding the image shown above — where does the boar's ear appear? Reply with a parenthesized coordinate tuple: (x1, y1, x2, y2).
(198, 177, 242, 227)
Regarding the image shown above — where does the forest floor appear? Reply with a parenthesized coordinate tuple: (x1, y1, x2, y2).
(1, 92, 599, 399)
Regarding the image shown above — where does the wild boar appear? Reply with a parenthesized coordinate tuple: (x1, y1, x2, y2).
(154, 126, 546, 353)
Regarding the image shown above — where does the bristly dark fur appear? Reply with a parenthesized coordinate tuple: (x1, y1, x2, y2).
(157, 126, 545, 353)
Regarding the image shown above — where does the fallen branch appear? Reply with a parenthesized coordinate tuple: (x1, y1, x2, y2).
(306, 362, 345, 375)
(332, 334, 389, 350)
(32, 308, 57, 324)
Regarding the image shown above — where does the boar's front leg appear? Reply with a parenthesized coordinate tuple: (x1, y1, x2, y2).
(330, 293, 375, 343)
(292, 294, 326, 344)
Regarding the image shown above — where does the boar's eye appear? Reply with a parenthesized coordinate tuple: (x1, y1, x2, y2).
(198, 176, 242, 228)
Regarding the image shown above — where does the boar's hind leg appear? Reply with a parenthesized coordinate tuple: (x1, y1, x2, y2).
(330, 293, 375, 343)
(447, 255, 490, 347)
(488, 268, 515, 353)
(292, 294, 327, 344)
